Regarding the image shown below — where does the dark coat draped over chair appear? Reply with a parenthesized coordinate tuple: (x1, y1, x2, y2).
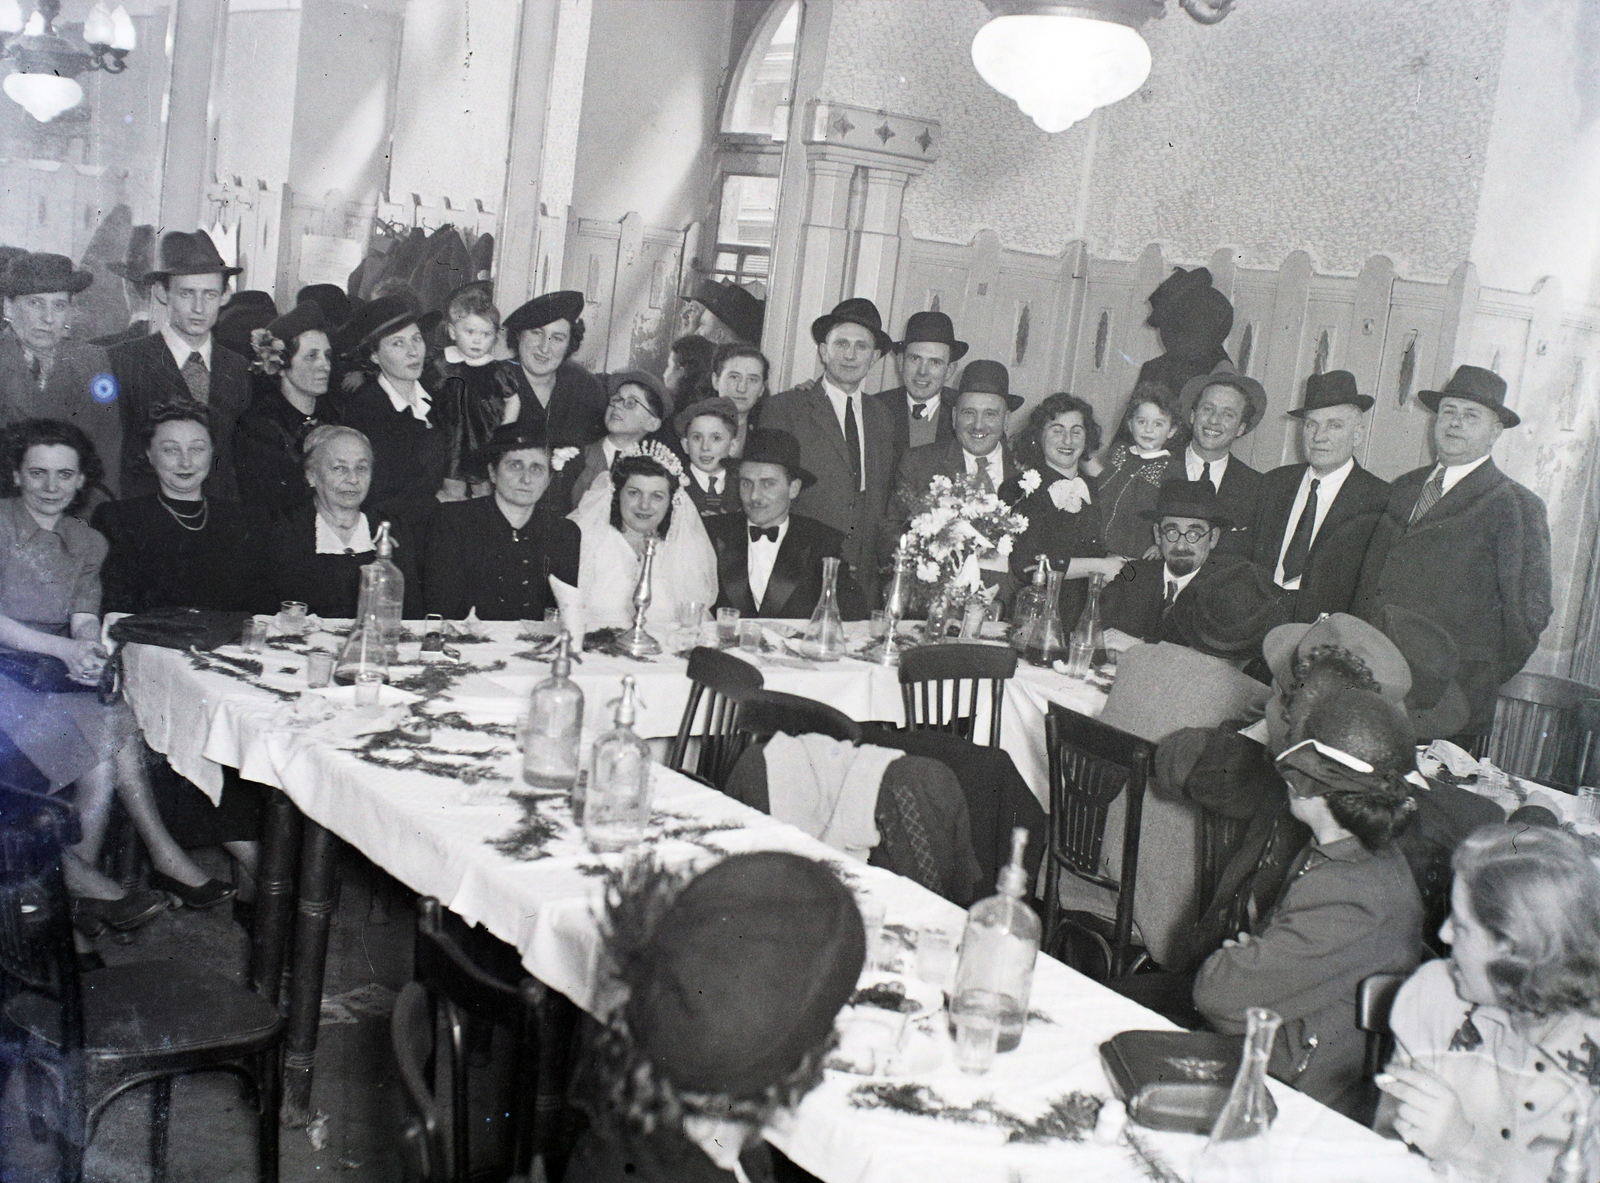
(1353, 459, 1553, 735)
(109, 331, 250, 501)
(0, 328, 122, 498)
(704, 511, 869, 621)
(422, 496, 581, 621)
(1250, 461, 1390, 622)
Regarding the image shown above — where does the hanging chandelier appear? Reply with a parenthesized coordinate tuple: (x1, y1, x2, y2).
(973, 0, 1232, 134)
(0, 0, 136, 123)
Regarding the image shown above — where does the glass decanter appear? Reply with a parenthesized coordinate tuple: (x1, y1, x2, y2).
(951, 829, 1039, 1053)
(584, 676, 653, 852)
(521, 633, 583, 789)
(1022, 569, 1067, 667)
(1193, 1007, 1282, 1183)
(802, 555, 846, 658)
(334, 610, 390, 686)
(1066, 572, 1105, 678)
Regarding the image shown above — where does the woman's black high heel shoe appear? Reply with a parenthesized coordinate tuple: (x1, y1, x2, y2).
(72, 889, 169, 935)
(149, 870, 237, 910)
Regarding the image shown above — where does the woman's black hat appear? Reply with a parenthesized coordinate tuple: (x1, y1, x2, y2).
(467, 423, 551, 472)
(503, 290, 585, 340)
(1, 252, 93, 298)
(336, 294, 441, 354)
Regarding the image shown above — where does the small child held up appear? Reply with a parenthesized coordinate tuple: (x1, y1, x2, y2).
(1097, 380, 1189, 558)
(673, 396, 740, 517)
(436, 281, 507, 499)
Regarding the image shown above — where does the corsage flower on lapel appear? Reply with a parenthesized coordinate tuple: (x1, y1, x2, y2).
(550, 447, 580, 472)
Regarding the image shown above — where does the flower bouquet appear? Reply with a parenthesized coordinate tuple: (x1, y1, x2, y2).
(900, 473, 1030, 632)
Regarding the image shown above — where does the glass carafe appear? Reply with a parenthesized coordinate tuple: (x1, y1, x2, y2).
(803, 556, 846, 658)
(1193, 1008, 1282, 1182)
(1022, 570, 1067, 667)
(1010, 555, 1051, 653)
(334, 610, 390, 686)
(521, 633, 583, 788)
(951, 829, 1039, 1053)
(1066, 572, 1105, 678)
(585, 676, 653, 852)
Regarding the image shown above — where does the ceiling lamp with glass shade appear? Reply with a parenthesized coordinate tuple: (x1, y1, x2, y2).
(0, 0, 136, 123)
(972, 0, 1233, 134)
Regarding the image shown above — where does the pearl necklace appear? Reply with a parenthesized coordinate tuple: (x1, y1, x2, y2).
(159, 494, 209, 533)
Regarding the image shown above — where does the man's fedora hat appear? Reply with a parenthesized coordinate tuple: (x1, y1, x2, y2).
(694, 279, 765, 345)
(895, 310, 968, 362)
(956, 359, 1023, 411)
(0, 252, 93, 298)
(1139, 478, 1232, 530)
(810, 297, 892, 353)
(503, 290, 585, 340)
(731, 427, 816, 488)
(1376, 604, 1470, 741)
(673, 395, 740, 438)
(1178, 366, 1268, 435)
(140, 230, 243, 284)
(1418, 364, 1519, 428)
(107, 224, 155, 282)
(335, 294, 441, 354)
(1289, 369, 1374, 418)
(1263, 613, 1412, 706)
(1168, 559, 1291, 659)
(466, 423, 552, 474)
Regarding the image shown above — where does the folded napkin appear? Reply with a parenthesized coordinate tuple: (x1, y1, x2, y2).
(764, 733, 901, 862)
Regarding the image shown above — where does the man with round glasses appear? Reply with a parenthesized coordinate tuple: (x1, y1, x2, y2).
(1102, 478, 1254, 650)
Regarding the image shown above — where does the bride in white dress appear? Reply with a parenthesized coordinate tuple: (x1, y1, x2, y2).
(568, 443, 718, 629)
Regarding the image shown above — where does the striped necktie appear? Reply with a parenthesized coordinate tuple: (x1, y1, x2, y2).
(1408, 468, 1446, 526)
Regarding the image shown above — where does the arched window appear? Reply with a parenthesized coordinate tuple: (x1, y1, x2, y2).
(723, 0, 799, 140)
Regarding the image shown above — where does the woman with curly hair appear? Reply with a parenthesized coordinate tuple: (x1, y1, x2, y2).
(569, 448, 717, 630)
(0, 419, 232, 936)
(1378, 823, 1600, 1182)
(1007, 392, 1126, 631)
(567, 851, 865, 1182)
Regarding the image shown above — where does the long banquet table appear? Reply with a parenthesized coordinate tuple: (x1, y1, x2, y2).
(119, 624, 1430, 1183)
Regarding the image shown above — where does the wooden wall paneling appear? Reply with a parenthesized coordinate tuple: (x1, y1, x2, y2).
(1366, 278, 1448, 481)
(1048, 239, 1090, 398)
(1225, 267, 1276, 389)
(1239, 250, 1313, 472)
(990, 244, 1066, 413)
(894, 233, 973, 394)
(1074, 254, 1138, 431)
(71, 166, 108, 261)
(1207, 247, 1239, 302)
(1274, 275, 1359, 468)
(614, 220, 687, 376)
(563, 215, 621, 373)
(958, 229, 1004, 374)
(1346, 255, 1396, 470)
(1435, 261, 1481, 387)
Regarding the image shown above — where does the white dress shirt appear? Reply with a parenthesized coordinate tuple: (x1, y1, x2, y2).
(315, 512, 374, 556)
(962, 448, 1002, 484)
(161, 326, 213, 373)
(1162, 564, 1200, 604)
(378, 373, 432, 423)
(820, 378, 867, 492)
(747, 516, 789, 607)
(691, 466, 724, 496)
(1272, 458, 1355, 589)
(1185, 445, 1230, 490)
(1433, 453, 1492, 495)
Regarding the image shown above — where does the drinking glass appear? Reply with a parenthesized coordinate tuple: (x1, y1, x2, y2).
(276, 601, 308, 636)
(738, 620, 762, 654)
(544, 607, 562, 628)
(951, 990, 1002, 1074)
(679, 601, 706, 628)
(856, 895, 886, 970)
(240, 619, 268, 654)
(305, 651, 335, 688)
(421, 613, 445, 652)
(352, 670, 383, 707)
(717, 607, 741, 645)
(1065, 637, 1094, 679)
(869, 609, 889, 640)
(914, 926, 957, 990)
(1579, 786, 1599, 823)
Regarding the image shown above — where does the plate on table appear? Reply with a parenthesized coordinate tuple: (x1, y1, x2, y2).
(828, 973, 947, 1078)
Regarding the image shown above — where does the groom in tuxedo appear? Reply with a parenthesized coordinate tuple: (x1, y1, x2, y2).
(706, 428, 869, 621)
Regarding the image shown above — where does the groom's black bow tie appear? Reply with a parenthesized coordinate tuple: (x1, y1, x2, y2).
(749, 525, 780, 544)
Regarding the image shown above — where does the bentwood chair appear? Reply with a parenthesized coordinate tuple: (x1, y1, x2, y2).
(1196, 808, 1250, 918)
(733, 689, 863, 746)
(407, 896, 548, 1183)
(1486, 672, 1600, 789)
(898, 642, 1018, 747)
(0, 782, 284, 1183)
(1354, 971, 1409, 1126)
(1042, 703, 1152, 981)
(667, 647, 764, 789)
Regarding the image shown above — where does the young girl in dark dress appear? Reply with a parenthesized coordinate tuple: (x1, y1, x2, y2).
(1096, 381, 1189, 560)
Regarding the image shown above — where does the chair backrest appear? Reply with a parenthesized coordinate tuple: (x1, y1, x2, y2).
(668, 647, 764, 788)
(1357, 971, 1408, 1082)
(392, 980, 447, 1183)
(413, 897, 546, 1183)
(734, 690, 862, 745)
(0, 785, 81, 1016)
(1044, 703, 1153, 975)
(1487, 673, 1600, 789)
(898, 642, 1017, 747)
(1197, 808, 1249, 915)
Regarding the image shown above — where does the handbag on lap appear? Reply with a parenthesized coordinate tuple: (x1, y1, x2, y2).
(0, 646, 119, 703)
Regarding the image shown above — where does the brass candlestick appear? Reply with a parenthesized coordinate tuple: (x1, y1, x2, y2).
(865, 539, 912, 666)
(618, 538, 662, 657)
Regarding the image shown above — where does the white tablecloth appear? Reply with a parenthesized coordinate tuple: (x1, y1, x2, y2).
(121, 638, 1427, 1183)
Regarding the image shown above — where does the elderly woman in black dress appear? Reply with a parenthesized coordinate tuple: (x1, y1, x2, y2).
(1007, 392, 1127, 630)
(333, 295, 450, 532)
(0, 420, 230, 935)
(233, 301, 339, 527)
(270, 424, 419, 618)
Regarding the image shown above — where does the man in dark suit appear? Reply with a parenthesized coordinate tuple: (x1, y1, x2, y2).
(109, 231, 250, 500)
(1101, 479, 1250, 647)
(761, 298, 896, 600)
(1353, 365, 1552, 740)
(1177, 369, 1266, 556)
(1251, 370, 1391, 621)
(705, 428, 868, 621)
(0, 252, 122, 499)
(869, 310, 964, 459)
